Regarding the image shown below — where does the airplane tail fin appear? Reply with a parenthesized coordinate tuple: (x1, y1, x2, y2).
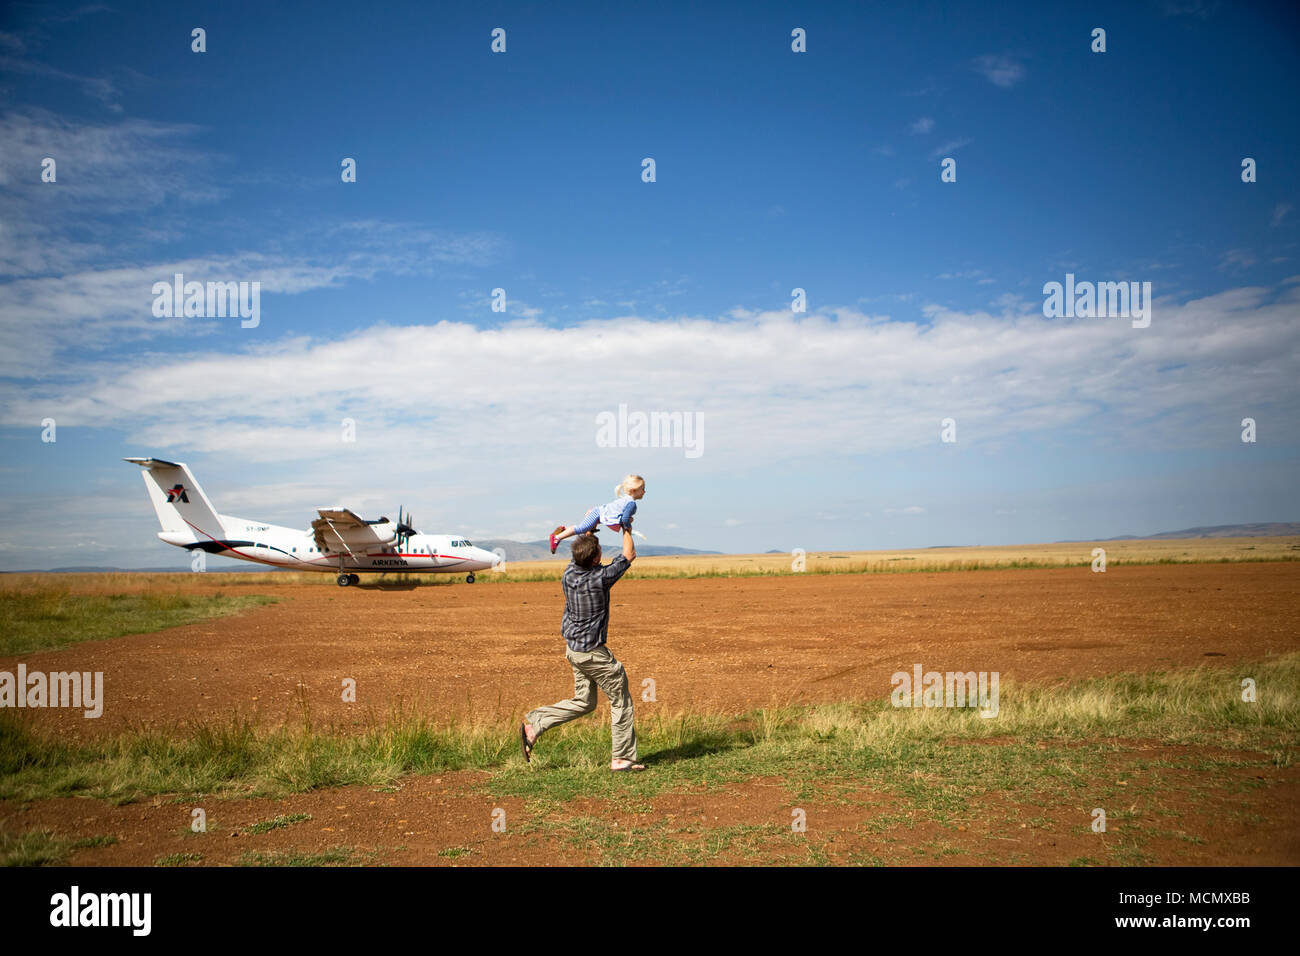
(124, 458, 227, 543)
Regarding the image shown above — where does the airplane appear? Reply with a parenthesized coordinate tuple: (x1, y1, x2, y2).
(125, 457, 500, 587)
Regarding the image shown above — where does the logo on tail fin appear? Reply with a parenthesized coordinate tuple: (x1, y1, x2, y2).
(165, 484, 190, 503)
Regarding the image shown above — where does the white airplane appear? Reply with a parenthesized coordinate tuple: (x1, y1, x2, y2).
(125, 457, 500, 587)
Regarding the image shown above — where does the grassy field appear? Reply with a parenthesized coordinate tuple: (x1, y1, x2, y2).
(5, 536, 1294, 592)
(0, 587, 278, 656)
(2, 652, 1293, 815)
(3, 549, 1295, 864)
(490, 535, 1300, 582)
(0, 824, 117, 867)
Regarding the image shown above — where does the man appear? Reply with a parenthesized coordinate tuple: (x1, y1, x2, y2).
(521, 523, 645, 771)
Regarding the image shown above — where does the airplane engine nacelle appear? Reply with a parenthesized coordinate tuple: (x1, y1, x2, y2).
(336, 523, 397, 548)
(368, 522, 399, 545)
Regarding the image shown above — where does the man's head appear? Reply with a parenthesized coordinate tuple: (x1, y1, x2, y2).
(571, 533, 601, 569)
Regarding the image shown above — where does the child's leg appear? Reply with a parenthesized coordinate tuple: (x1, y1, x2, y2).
(571, 507, 601, 535)
(551, 507, 601, 553)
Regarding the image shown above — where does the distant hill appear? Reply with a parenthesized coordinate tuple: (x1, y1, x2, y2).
(1063, 522, 1300, 542)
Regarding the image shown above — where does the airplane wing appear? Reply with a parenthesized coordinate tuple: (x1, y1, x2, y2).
(312, 508, 370, 554)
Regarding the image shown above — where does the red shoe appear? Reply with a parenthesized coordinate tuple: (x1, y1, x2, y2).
(549, 526, 565, 554)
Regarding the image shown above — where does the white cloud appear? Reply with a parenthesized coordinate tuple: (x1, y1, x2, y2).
(930, 138, 972, 159)
(1162, 0, 1220, 18)
(972, 55, 1025, 88)
(909, 117, 935, 134)
(4, 284, 1297, 483)
(0, 55, 121, 111)
(1272, 204, 1292, 227)
(1219, 248, 1257, 270)
(0, 237, 501, 377)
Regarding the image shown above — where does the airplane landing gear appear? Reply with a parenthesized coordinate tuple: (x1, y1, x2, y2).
(466, 573, 476, 583)
(337, 573, 360, 587)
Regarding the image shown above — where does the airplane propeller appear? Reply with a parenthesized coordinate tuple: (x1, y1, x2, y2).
(395, 505, 416, 546)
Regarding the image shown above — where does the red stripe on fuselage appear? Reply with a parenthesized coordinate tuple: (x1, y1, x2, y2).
(180, 517, 477, 569)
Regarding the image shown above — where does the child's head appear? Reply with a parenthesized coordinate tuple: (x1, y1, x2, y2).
(616, 474, 646, 500)
(571, 533, 601, 568)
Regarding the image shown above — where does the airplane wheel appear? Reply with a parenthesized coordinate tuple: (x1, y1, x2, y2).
(349, 574, 360, 585)
(466, 573, 476, 583)
(336, 574, 351, 587)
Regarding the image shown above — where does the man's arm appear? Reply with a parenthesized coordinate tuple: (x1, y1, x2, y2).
(601, 528, 635, 586)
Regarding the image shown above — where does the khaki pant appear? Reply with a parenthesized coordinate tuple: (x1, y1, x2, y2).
(526, 644, 637, 761)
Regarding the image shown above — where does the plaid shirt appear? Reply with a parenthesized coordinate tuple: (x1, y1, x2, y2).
(561, 554, 630, 651)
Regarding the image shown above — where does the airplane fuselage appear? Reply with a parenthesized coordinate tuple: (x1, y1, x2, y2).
(176, 515, 498, 575)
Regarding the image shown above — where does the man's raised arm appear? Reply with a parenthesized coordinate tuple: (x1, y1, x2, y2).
(622, 525, 636, 563)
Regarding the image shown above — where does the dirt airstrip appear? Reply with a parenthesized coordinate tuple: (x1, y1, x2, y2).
(4, 562, 1298, 736)
(2, 563, 1298, 865)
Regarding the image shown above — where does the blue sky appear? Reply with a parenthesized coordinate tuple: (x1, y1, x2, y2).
(1, 0, 1298, 569)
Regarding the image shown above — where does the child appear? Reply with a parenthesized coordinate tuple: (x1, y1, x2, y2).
(551, 474, 645, 554)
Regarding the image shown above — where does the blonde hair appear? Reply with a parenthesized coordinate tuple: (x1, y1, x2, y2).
(615, 474, 645, 497)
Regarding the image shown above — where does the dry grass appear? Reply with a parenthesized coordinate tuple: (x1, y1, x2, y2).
(2, 536, 1295, 591)
(0, 586, 277, 655)
(489, 535, 1300, 582)
(2, 653, 1294, 805)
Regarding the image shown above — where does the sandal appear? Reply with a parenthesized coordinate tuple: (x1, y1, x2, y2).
(520, 723, 535, 762)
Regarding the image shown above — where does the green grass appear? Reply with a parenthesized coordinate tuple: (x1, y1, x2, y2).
(0, 708, 518, 804)
(0, 587, 278, 655)
(2, 655, 1294, 805)
(2, 655, 1295, 864)
(237, 847, 358, 866)
(155, 852, 203, 866)
(246, 812, 312, 834)
(0, 825, 118, 866)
